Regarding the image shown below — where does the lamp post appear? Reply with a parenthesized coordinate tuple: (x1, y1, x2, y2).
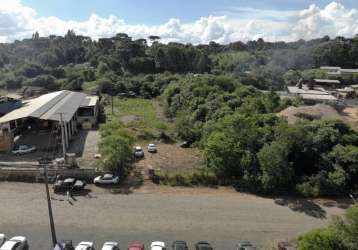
(39, 158, 57, 246)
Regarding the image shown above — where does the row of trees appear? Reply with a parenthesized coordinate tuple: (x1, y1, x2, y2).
(1, 32, 358, 92)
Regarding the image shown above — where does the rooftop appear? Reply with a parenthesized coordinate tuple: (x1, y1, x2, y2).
(0, 90, 88, 124)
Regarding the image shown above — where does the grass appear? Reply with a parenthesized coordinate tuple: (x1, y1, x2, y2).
(106, 97, 174, 141)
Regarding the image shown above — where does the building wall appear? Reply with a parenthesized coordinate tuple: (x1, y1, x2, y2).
(77, 103, 99, 129)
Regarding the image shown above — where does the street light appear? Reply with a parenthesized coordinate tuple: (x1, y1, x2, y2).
(39, 157, 57, 247)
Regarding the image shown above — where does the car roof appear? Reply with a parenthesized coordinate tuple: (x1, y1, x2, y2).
(128, 243, 144, 247)
(151, 241, 165, 247)
(9, 236, 25, 242)
(237, 241, 252, 246)
(103, 241, 118, 246)
(135, 146, 142, 149)
(0, 240, 19, 250)
(103, 174, 114, 178)
(148, 143, 155, 146)
(64, 178, 76, 182)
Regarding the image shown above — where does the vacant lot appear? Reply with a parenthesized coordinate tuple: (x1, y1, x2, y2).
(106, 98, 173, 140)
(0, 182, 350, 250)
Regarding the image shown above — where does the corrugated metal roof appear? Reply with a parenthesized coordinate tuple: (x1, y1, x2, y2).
(300, 94, 337, 101)
(0, 90, 86, 124)
(287, 86, 329, 95)
(80, 96, 99, 107)
(314, 79, 341, 84)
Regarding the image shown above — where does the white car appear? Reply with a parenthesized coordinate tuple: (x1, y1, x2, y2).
(150, 241, 166, 250)
(101, 241, 119, 250)
(0, 234, 5, 247)
(94, 174, 119, 185)
(0, 236, 28, 250)
(147, 143, 157, 153)
(12, 145, 36, 155)
(75, 241, 95, 250)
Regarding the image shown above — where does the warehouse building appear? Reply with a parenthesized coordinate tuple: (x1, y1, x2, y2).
(0, 90, 99, 152)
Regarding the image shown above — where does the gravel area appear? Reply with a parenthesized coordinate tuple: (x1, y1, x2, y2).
(0, 182, 349, 250)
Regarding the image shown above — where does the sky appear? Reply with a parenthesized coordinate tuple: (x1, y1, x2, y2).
(0, 0, 358, 44)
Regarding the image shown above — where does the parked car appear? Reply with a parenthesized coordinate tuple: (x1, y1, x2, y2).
(147, 143, 157, 153)
(178, 141, 191, 148)
(101, 241, 119, 250)
(195, 242, 213, 250)
(134, 146, 144, 158)
(128, 243, 145, 250)
(75, 241, 95, 250)
(72, 179, 87, 192)
(54, 241, 74, 250)
(94, 174, 120, 185)
(150, 241, 166, 250)
(0, 236, 29, 250)
(171, 241, 188, 250)
(12, 145, 36, 155)
(0, 234, 5, 247)
(53, 178, 86, 193)
(278, 241, 296, 250)
(236, 241, 257, 250)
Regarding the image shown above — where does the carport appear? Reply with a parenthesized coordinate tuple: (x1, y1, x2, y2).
(0, 90, 87, 154)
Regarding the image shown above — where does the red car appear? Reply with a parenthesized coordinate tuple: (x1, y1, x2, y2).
(128, 243, 145, 250)
(278, 241, 296, 250)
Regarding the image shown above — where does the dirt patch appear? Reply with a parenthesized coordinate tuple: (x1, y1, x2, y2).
(134, 142, 203, 178)
(341, 106, 358, 130)
(279, 104, 342, 124)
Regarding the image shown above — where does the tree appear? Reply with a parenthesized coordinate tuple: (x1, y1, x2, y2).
(298, 227, 345, 250)
(99, 121, 134, 176)
(258, 141, 294, 192)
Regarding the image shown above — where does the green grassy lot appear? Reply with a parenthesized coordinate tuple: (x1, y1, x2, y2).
(106, 97, 174, 141)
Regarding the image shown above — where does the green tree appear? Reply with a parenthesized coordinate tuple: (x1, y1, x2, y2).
(258, 141, 294, 192)
(99, 121, 134, 176)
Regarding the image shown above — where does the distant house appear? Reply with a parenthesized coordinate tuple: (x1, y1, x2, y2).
(320, 66, 358, 76)
(19, 86, 48, 98)
(287, 85, 337, 103)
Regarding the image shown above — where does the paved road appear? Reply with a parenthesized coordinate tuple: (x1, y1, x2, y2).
(0, 182, 348, 250)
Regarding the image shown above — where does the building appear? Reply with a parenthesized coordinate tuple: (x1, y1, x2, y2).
(320, 66, 358, 76)
(0, 94, 22, 116)
(287, 86, 337, 103)
(0, 90, 99, 151)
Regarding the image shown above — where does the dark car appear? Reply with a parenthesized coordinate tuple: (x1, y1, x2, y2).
(54, 241, 74, 250)
(236, 241, 257, 250)
(278, 241, 296, 250)
(53, 178, 86, 193)
(171, 241, 188, 250)
(195, 241, 213, 250)
(179, 141, 192, 148)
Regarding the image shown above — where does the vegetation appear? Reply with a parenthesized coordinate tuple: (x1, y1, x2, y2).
(297, 205, 358, 250)
(1, 31, 357, 196)
(99, 120, 134, 176)
(107, 98, 172, 141)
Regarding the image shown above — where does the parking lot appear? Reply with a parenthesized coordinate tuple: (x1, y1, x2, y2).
(0, 182, 349, 250)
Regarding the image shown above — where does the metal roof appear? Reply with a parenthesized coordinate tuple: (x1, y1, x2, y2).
(80, 95, 99, 107)
(300, 94, 337, 101)
(0, 90, 86, 124)
(314, 79, 341, 84)
(287, 86, 329, 95)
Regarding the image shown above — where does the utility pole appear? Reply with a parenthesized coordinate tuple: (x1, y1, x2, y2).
(111, 95, 114, 115)
(58, 113, 66, 159)
(40, 158, 57, 247)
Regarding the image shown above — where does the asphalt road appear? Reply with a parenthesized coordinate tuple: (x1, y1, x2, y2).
(0, 182, 348, 250)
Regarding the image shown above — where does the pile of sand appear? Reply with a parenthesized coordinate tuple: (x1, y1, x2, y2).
(279, 104, 341, 124)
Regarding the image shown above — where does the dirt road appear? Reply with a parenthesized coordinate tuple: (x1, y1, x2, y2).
(0, 182, 349, 250)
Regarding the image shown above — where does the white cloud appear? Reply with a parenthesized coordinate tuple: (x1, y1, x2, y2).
(0, 0, 357, 44)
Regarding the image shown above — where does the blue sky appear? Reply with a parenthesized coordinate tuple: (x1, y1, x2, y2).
(1, 0, 357, 43)
(21, 0, 358, 24)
